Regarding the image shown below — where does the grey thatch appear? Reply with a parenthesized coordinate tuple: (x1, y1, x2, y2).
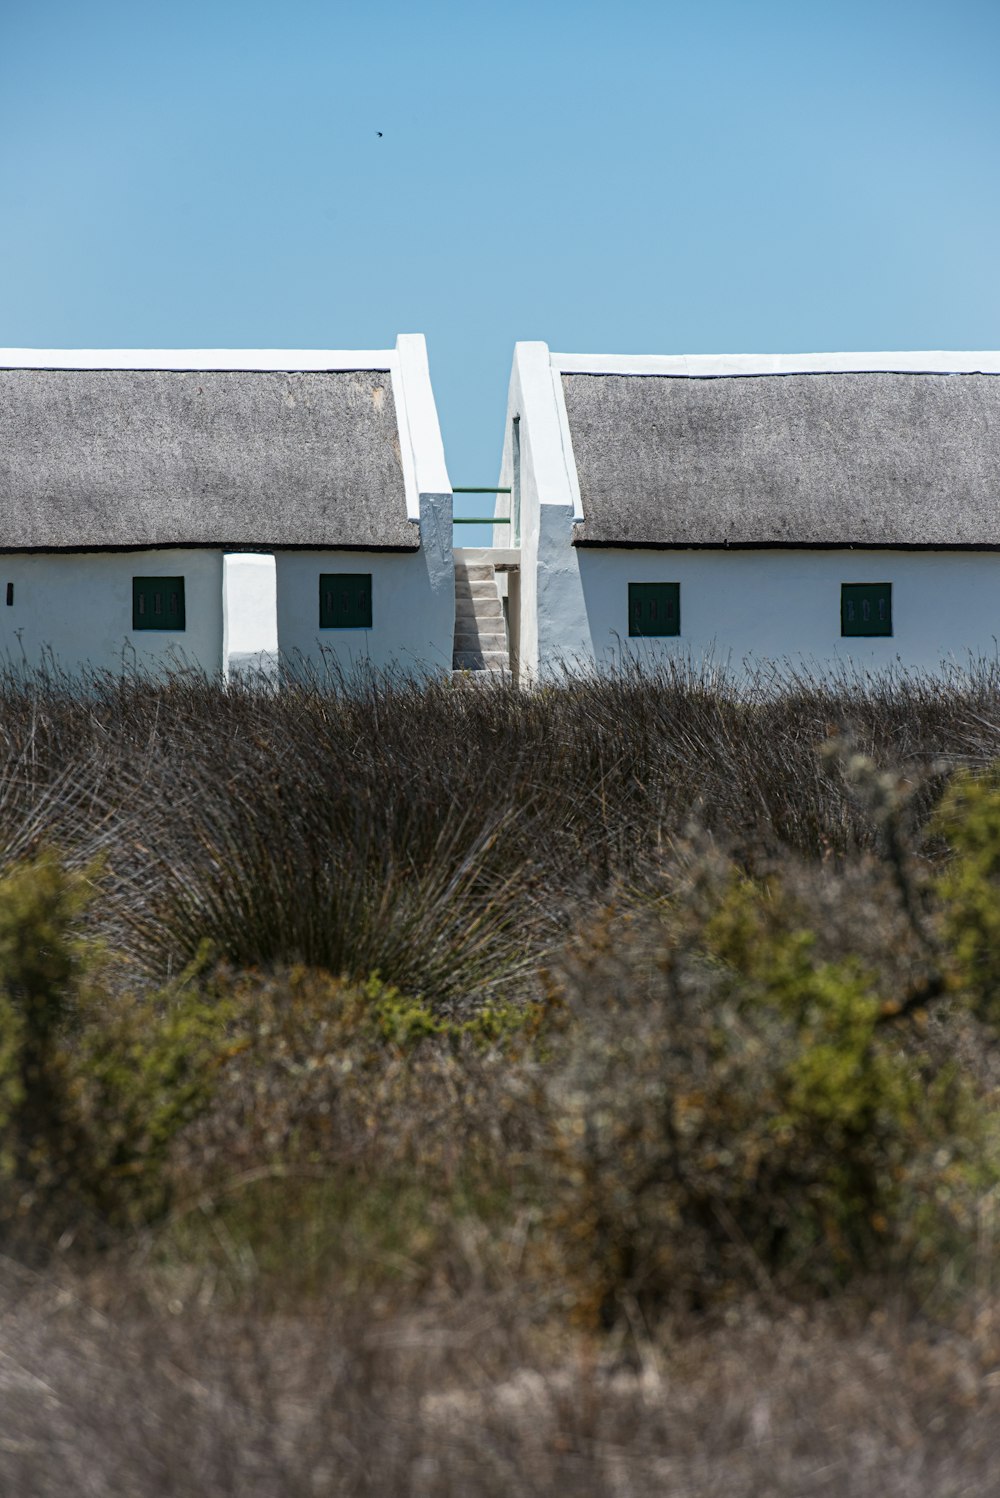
(564, 371, 1000, 547)
(0, 369, 416, 550)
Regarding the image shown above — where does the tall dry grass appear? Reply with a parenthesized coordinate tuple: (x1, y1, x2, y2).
(0, 655, 997, 995)
(3, 1263, 1000, 1497)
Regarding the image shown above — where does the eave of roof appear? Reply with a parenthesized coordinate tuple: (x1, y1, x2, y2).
(0, 348, 395, 371)
(552, 351, 1000, 377)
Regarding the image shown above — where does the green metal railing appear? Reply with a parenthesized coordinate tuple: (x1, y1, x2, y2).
(452, 486, 514, 526)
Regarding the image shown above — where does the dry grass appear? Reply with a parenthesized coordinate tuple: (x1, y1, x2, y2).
(2, 1264, 1000, 1496)
(1, 661, 1000, 1491)
(0, 654, 998, 993)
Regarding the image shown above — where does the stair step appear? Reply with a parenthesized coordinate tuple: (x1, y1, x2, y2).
(453, 557, 506, 673)
(455, 580, 500, 598)
(455, 631, 507, 651)
(455, 614, 504, 631)
(455, 602, 503, 623)
(455, 590, 498, 605)
(454, 564, 495, 582)
(452, 649, 509, 671)
(455, 588, 501, 604)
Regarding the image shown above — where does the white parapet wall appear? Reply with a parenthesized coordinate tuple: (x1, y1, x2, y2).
(0, 549, 224, 677)
(493, 342, 587, 682)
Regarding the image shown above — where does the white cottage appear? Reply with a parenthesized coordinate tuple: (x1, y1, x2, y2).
(493, 344, 1000, 680)
(0, 336, 453, 680)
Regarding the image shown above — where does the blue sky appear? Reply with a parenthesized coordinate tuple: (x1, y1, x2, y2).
(2, 0, 999, 537)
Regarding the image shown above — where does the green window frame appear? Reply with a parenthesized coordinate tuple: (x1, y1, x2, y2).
(319, 573, 372, 630)
(629, 581, 680, 638)
(133, 576, 185, 631)
(841, 582, 892, 638)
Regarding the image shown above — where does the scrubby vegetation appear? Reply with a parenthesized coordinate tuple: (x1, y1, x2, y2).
(7, 658, 1000, 1491)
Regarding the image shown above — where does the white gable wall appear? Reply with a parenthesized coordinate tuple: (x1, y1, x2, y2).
(0, 550, 224, 676)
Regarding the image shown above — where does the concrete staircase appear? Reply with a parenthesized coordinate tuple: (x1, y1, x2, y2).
(453, 554, 509, 673)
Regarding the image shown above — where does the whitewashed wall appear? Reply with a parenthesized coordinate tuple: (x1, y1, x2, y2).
(274, 495, 454, 680)
(0, 549, 223, 676)
(494, 343, 590, 680)
(223, 553, 278, 680)
(541, 541, 1000, 675)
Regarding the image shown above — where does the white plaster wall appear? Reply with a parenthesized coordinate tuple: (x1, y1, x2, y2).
(274, 494, 454, 681)
(568, 547, 1000, 676)
(537, 505, 591, 671)
(497, 343, 584, 680)
(0, 550, 223, 676)
(223, 553, 278, 680)
(495, 358, 537, 678)
(223, 555, 278, 654)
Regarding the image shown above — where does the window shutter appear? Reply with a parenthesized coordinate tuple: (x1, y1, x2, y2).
(133, 577, 186, 631)
(628, 582, 681, 638)
(841, 583, 891, 638)
(319, 574, 373, 629)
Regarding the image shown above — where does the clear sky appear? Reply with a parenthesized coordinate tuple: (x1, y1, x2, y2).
(2, 0, 999, 539)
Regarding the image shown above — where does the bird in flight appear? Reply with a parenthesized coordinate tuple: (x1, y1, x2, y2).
(377, 131, 383, 137)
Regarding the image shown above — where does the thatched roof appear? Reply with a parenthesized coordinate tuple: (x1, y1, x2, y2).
(564, 370, 1000, 547)
(0, 367, 415, 550)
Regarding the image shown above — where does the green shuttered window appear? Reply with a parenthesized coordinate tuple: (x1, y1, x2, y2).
(133, 577, 185, 631)
(841, 583, 892, 637)
(320, 573, 372, 629)
(629, 582, 680, 638)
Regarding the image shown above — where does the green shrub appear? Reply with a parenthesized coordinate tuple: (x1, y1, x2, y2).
(934, 767, 1000, 1022)
(538, 856, 991, 1326)
(0, 852, 99, 1211)
(68, 964, 235, 1229)
(0, 853, 232, 1247)
(156, 966, 538, 1303)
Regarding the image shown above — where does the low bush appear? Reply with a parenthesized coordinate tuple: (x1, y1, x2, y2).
(537, 795, 999, 1324)
(0, 853, 233, 1248)
(157, 967, 540, 1302)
